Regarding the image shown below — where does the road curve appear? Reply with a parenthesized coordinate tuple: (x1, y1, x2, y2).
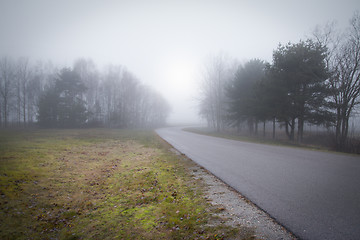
(156, 127, 360, 240)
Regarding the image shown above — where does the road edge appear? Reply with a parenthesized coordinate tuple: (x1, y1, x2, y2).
(157, 131, 297, 239)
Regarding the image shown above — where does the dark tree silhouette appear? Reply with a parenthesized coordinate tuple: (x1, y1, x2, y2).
(38, 68, 88, 128)
(267, 40, 332, 141)
(227, 59, 267, 135)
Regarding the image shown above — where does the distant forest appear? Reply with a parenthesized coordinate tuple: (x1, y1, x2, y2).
(198, 12, 360, 152)
(0, 58, 170, 128)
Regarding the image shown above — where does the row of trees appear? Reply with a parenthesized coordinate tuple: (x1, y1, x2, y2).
(0, 58, 170, 128)
(199, 12, 360, 151)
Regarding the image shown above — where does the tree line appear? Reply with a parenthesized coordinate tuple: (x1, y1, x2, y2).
(199, 12, 360, 152)
(0, 58, 170, 128)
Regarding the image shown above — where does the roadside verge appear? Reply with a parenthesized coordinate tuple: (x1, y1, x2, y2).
(168, 147, 297, 240)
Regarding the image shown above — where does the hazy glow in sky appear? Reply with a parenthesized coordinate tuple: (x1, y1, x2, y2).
(1, 0, 359, 123)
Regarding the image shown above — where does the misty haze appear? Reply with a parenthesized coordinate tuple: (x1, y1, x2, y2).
(1, 1, 360, 239)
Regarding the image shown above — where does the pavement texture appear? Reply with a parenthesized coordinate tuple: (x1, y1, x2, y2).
(156, 127, 360, 240)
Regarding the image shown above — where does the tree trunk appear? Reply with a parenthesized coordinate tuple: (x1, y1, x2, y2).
(23, 102, 26, 127)
(344, 116, 349, 140)
(272, 117, 276, 139)
(248, 118, 254, 135)
(216, 114, 221, 132)
(285, 121, 290, 139)
(22, 90, 26, 127)
(336, 106, 350, 151)
(335, 107, 341, 149)
(263, 121, 266, 137)
(0, 102, 2, 128)
(17, 85, 21, 127)
(297, 117, 304, 143)
(342, 115, 349, 146)
(255, 119, 258, 135)
(289, 118, 295, 141)
(4, 98, 8, 128)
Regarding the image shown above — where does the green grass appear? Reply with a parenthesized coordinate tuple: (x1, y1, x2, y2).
(0, 128, 252, 239)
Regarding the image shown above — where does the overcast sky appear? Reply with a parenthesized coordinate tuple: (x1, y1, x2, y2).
(1, 0, 359, 124)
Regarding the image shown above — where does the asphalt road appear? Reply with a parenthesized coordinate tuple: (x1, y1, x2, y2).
(156, 127, 360, 240)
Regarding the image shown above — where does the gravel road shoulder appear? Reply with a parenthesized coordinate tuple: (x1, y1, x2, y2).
(173, 148, 297, 240)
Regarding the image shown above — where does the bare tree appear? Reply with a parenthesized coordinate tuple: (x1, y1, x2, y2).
(334, 12, 360, 148)
(0, 56, 170, 128)
(73, 58, 99, 123)
(102, 65, 123, 126)
(0, 57, 14, 128)
(147, 89, 171, 127)
(199, 53, 233, 131)
(14, 57, 32, 127)
(314, 12, 360, 150)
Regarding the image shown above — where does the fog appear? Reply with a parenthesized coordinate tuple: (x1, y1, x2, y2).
(1, 0, 359, 124)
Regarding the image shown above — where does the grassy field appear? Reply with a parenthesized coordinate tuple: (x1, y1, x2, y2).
(0, 129, 249, 240)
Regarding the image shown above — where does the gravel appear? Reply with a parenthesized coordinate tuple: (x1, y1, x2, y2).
(186, 159, 297, 240)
